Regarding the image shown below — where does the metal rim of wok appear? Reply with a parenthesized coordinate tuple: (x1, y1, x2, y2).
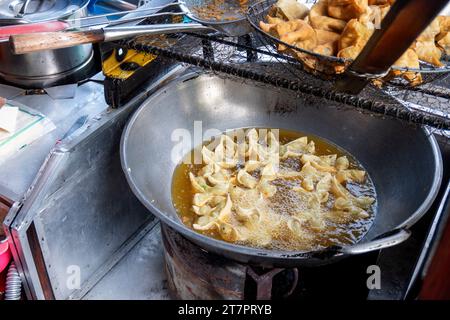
(120, 72, 443, 267)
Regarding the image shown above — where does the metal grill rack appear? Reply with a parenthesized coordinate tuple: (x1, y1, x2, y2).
(248, 0, 450, 86)
(110, 8, 450, 131)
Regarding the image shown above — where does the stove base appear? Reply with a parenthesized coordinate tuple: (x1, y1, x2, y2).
(161, 224, 378, 300)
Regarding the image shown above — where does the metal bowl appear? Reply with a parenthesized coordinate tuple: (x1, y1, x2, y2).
(121, 72, 442, 267)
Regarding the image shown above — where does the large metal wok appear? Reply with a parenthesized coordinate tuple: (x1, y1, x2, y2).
(121, 72, 443, 267)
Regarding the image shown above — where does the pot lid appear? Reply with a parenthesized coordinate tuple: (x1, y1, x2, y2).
(0, 0, 88, 24)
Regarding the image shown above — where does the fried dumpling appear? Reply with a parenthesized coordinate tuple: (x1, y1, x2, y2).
(336, 169, 366, 183)
(235, 205, 261, 223)
(287, 214, 324, 236)
(298, 161, 320, 180)
(230, 185, 260, 205)
(189, 172, 208, 193)
(201, 145, 216, 165)
(316, 29, 341, 45)
(198, 162, 221, 177)
(207, 169, 230, 186)
(316, 173, 333, 201)
(336, 18, 373, 72)
(309, 0, 347, 33)
(193, 193, 214, 207)
(206, 182, 230, 196)
(218, 222, 240, 242)
(313, 29, 341, 55)
(327, 201, 369, 223)
(327, 0, 369, 21)
(244, 160, 263, 172)
(261, 163, 278, 181)
(184, 129, 375, 251)
(218, 195, 233, 223)
(338, 18, 373, 54)
(301, 154, 337, 173)
(414, 41, 443, 67)
(269, 0, 310, 21)
(391, 48, 422, 86)
(192, 204, 214, 216)
(237, 169, 258, 189)
(335, 156, 350, 170)
(313, 43, 335, 56)
(437, 15, 450, 52)
(437, 32, 450, 55)
(280, 136, 316, 158)
(264, 130, 280, 154)
(329, 178, 375, 220)
(413, 18, 443, 67)
(334, 196, 371, 216)
(359, 4, 390, 29)
(258, 179, 277, 198)
(278, 20, 318, 51)
(438, 15, 450, 33)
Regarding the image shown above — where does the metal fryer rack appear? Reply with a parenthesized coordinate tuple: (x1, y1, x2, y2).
(112, 14, 450, 130)
(248, 0, 450, 84)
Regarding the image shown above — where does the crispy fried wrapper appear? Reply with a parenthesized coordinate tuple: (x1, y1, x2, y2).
(258, 0, 447, 84)
(327, 0, 369, 21)
(309, 0, 347, 32)
(269, 0, 310, 21)
(437, 16, 450, 55)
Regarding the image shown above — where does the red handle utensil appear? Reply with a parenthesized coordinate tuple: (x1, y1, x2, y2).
(0, 21, 69, 41)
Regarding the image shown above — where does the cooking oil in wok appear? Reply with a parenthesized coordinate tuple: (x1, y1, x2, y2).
(171, 128, 377, 251)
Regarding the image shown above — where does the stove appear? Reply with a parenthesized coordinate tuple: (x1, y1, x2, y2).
(1, 61, 448, 300)
(0, 6, 449, 297)
(160, 142, 450, 301)
(162, 223, 377, 300)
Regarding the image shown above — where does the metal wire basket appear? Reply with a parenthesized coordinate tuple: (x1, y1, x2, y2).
(104, 1, 450, 131)
(247, 0, 450, 87)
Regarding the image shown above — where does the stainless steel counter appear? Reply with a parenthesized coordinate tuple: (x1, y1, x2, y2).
(0, 80, 108, 202)
(83, 223, 170, 300)
(1, 64, 185, 299)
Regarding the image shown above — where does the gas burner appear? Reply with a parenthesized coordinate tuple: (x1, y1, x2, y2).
(161, 224, 379, 300)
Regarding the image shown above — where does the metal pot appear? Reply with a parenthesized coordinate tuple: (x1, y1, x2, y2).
(0, 0, 93, 88)
(120, 72, 443, 268)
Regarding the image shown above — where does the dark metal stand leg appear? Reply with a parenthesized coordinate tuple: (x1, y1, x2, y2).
(238, 34, 257, 62)
(202, 39, 214, 61)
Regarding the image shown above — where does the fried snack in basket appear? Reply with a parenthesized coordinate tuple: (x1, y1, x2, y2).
(309, 0, 347, 32)
(259, 0, 447, 85)
(260, 18, 317, 52)
(437, 16, 450, 55)
(314, 29, 341, 55)
(359, 4, 390, 29)
(316, 29, 342, 44)
(313, 41, 339, 56)
(413, 19, 443, 67)
(336, 19, 373, 72)
(389, 49, 422, 85)
(438, 15, 450, 35)
(437, 33, 450, 56)
(269, 0, 310, 20)
(327, 0, 369, 21)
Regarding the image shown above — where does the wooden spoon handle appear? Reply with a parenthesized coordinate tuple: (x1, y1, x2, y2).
(10, 29, 105, 54)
